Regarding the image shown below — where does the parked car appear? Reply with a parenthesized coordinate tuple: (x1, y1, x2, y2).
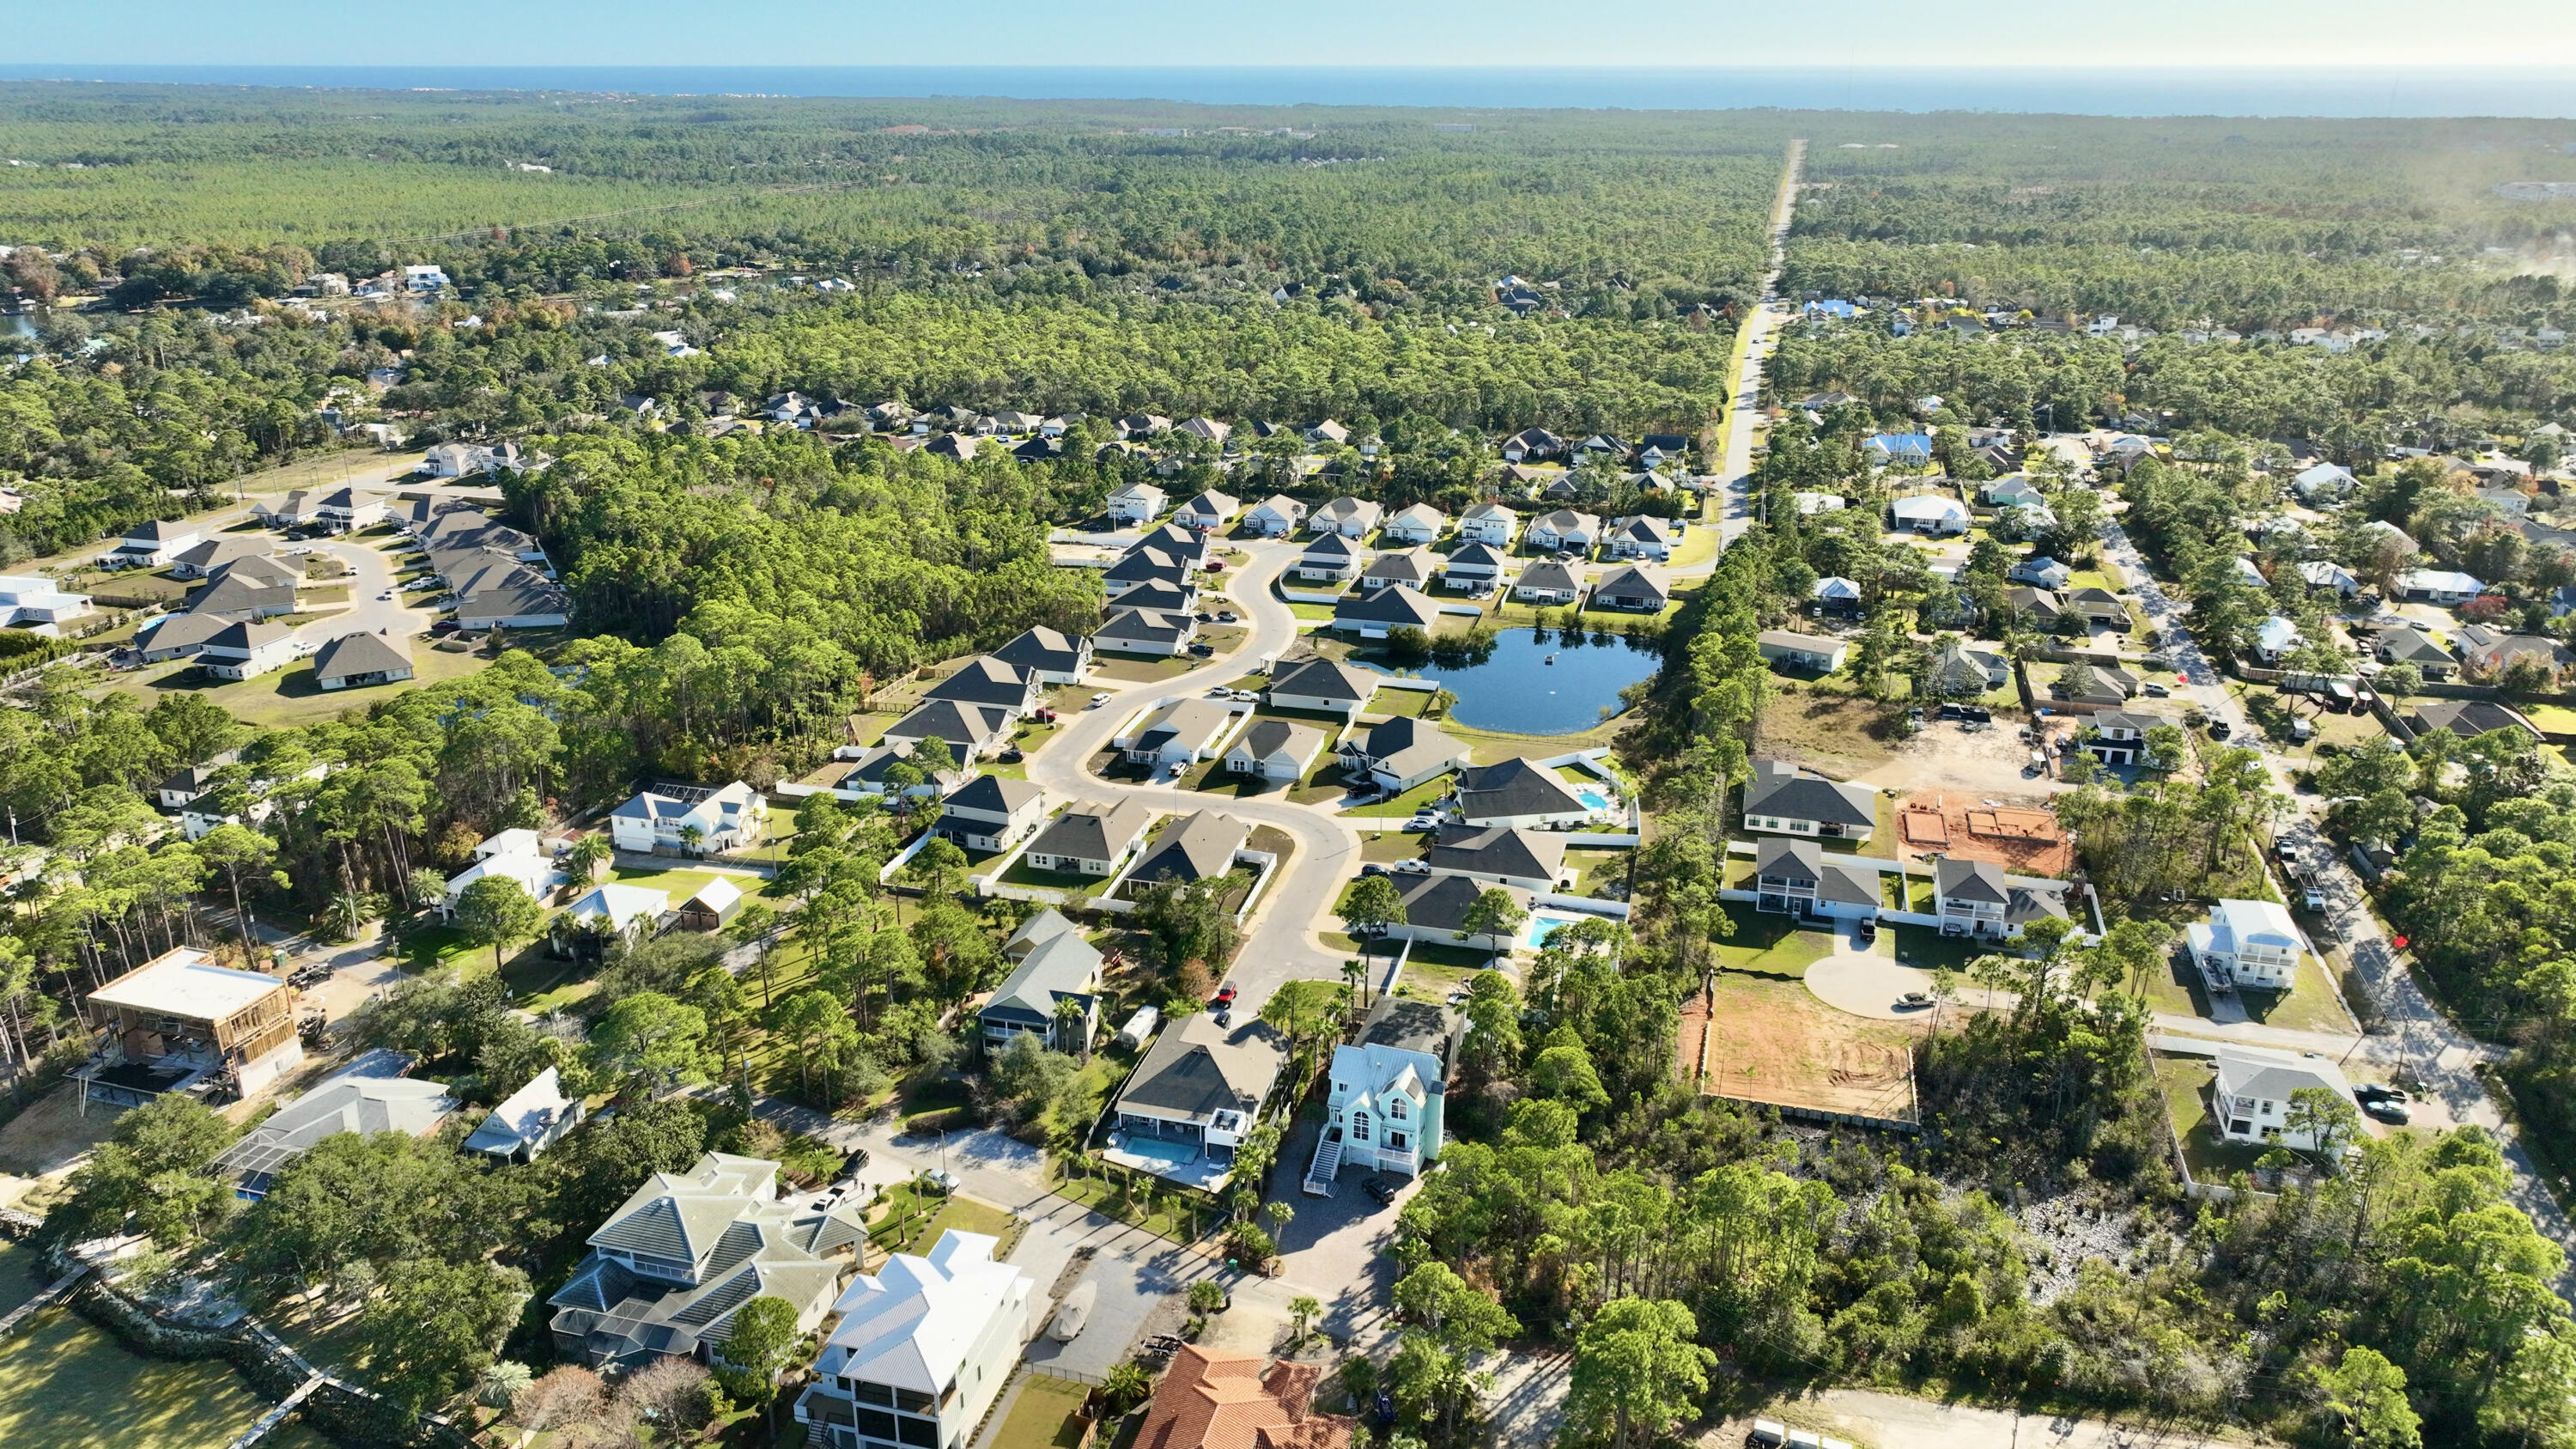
(1188, 642, 1216, 656)
(1363, 1177, 1400, 1206)
(1896, 990, 1933, 1009)
(1212, 983, 1238, 1008)
(1195, 611, 1215, 623)
(998, 747, 1025, 764)
(2143, 681, 2172, 697)
(1229, 690, 1258, 703)
(1402, 813, 1442, 831)
(1218, 611, 1239, 623)
(1360, 863, 1390, 879)
(1087, 691, 1112, 707)
(2363, 1099, 2412, 1125)
(1034, 709, 1059, 723)
(2355, 1083, 2412, 1105)
(1392, 858, 1432, 875)
(2209, 721, 2233, 740)
(1855, 916, 1877, 945)
(920, 1167, 959, 1194)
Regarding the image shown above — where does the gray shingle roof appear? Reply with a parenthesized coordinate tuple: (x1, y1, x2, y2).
(1268, 656, 1378, 705)
(1456, 758, 1586, 821)
(1025, 800, 1155, 865)
(1424, 825, 1566, 883)
(1743, 759, 1876, 829)
(1128, 810, 1248, 886)
(1119, 1012, 1288, 1123)
(312, 630, 411, 682)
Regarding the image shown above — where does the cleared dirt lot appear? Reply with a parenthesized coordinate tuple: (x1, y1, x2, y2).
(1866, 715, 2075, 799)
(1894, 792, 2076, 875)
(1680, 967, 1926, 1118)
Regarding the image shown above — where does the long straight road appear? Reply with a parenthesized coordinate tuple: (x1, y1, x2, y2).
(2099, 517, 2576, 1274)
(1716, 137, 1805, 546)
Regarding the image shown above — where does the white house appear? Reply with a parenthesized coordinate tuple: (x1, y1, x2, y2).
(2185, 898, 2303, 990)
(1224, 718, 1327, 782)
(311, 630, 414, 691)
(1933, 857, 2075, 941)
(197, 619, 299, 680)
(1242, 495, 1306, 537)
(1340, 716, 1470, 795)
(610, 780, 767, 855)
(2300, 560, 2360, 597)
(1309, 496, 1383, 539)
(2008, 556, 2072, 589)
(1439, 541, 1510, 591)
(1384, 871, 1528, 953)
(2084, 709, 2184, 767)
(1309, 998, 1460, 1188)
(1359, 547, 1435, 592)
(1811, 575, 1863, 613)
(1459, 502, 1519, 546)
(1749, 838, 1885, 922)
(113, 519, 203, 566)
(1526, 509, 1601, 554)
(2397, 569, 2487, 606)
(1022, 800, 1156, 876)
(0, 574, 93, 630)
(440, 830, 561, 916)
(1792, 491, 1847, 516)
(1890, 495, 1970, 535)
(1267, 656, 1381, 717)
(2211, 1044, 2354, 1151)
(1380, 502, 1448, 546)
(923, 656, 1046, 722)
(1176, 490, 1239, 531)
(1093, 606, 1199, 657)
(463, 1066, 586, 1163)
(1512, 559, 1585, 606)
(1105, 483, 1166, 526)
(936, 776, 1047, 853)
(2252, 615, 2302, 664)
(1421, 825, 1569, 893)
(1116, 697, 1241, 770)
(1604, 514, 1674, 561)
(1296, 533, 1363, 583)
(2293, 462, 2359, 504)
(1757, 629, 1848, 671)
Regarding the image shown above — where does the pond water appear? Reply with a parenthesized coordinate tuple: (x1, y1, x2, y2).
(1392, 626, 1661, 735)
(0, 314, 33, 339)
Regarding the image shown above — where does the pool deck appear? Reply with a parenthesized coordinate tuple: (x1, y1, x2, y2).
(1101, 1135, 1234, 1194)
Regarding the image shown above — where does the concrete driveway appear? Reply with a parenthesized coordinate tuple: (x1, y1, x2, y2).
(287, 535, 436, 650)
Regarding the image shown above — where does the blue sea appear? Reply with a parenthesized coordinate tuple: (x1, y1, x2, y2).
(1, 64, 2573, 119)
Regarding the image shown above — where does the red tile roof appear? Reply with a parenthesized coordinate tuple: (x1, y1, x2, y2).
(1134, 1347, 1357, 1449)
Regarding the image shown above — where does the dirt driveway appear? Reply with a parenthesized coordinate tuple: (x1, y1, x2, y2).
(1862, 717, 2070, 800)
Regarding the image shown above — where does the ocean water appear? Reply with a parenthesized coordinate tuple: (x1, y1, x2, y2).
(0, 64, 2573, 119)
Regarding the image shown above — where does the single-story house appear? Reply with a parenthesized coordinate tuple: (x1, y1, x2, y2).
(1455, 758, 1593, 829)
(1423, 825, 1568, 893)
(675, 876, 746, 932)
(1335, 586, 1444, 640)
(2010, 586, 2068, 624)
(1812, 575, 1863, 615)
(1926, 641, 2010, 695)
(1890, 495, 1970, 535)
(1340, 716, 1471, 795)
(1512, 559, 1585, 606)
(1757, 629, 1848, 672)
(1983, 476, 2047, 509)
(1243, 495, 1307, 537)
(2008, 556, 2072, 588)
(878, 697, 1015, 761)
(937, 775, 1048, 853)
(1502, 427, 1565, 463)
(1267, 656, 1381, 717)
(1309, 497, 1383, 539)
(2463, 630, 2572, 680)
(2396, 569, 2486, 606)
(1110, 1013, 1289, 1177)
(312, 630, 414, 691)
(1590, 563, 1669, 612)
(1741, 758, 1876, 841)
(2252, 615, 2302, 664)
(991, 624, 1092, 685)
(554, 883, 670, 956)
(463, 1066, 585, 1163)
(2293, 462, 2360, 504)
(1751, 837, 1884, 920)
(2409, 699, 2542, 741)
(1526, 509, 1601, 554)
(137, 611, 236, 664)
(2300, 560, 2360, 597)
(1119, 697, 1241, 769)
(1022, 799, 1157, 875)
(2185, 898, 2302, 990)
(1176, 490, 1240, 531)
(2373, 625, 2457, 680)
(1224, 718, 1329, 782)
(1460, 502, 1519, 545)
(1127, 811, 1250, 887)
(1297, 533, 1363, 582)
(1095, 606, 1200, 657)
(1603, 515, 1673, 561)
(1793, 491, 1847, 515)
(212, 1070, 458, 1199)
(167, 536, 274, 581)
(1386, 872, 1528, 953)
(1360, 548, 1436, 592)
(1380, 503, 1449, 546)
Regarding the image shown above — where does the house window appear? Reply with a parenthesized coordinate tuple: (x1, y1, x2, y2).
(1388, 1099, 1406, 1121)
(1351, 1115, 1370, 1142)
(1388, 1130, 1409, 1150)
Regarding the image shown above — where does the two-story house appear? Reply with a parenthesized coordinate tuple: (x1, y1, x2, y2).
(2084, 709, 2182, 767)
(1308, 999, 1462, 1190)
(2186, 898, 2302, 989)
(793, 1231, 1032, 1449)
(1459, 502, 1519, 547)
(1359, 547, 1435, 592)
(1105, 483, 1167, 526)
(924, 657, 1046, 722)
(610, 780, 767, 855)
(1438, 541, 1511, 592)
(980, 910, 1102, 1052)
(937, 776, 1047, 853)
(1933, 857, 2075, 940)
(1751, 838, 1883, 920)
(2210, 1044, 2353, 1150)
(990, 625, 1092, 685)
(1297, 532, 1363, 583)
(1110, 1012, 1290, 1186)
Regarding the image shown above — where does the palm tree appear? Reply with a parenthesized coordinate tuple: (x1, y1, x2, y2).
(677, 823, 707, 858)
(1053, 995, 1091, 1062)
(1340, 957, 1370, 1014)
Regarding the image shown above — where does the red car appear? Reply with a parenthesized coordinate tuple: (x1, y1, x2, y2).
(1203, 558, 1225, 571)
(1212, 983, 1238, 1008)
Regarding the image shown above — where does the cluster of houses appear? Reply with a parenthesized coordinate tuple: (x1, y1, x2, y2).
(402, 495, 571, 630)
(1262, 492, 1672, 634)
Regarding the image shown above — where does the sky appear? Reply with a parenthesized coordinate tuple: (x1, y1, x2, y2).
(9, 0, 2576, 70)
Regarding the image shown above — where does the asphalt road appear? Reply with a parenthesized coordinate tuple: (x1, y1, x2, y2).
(287, 534, 437, 651)
(1717, 137, 1804, 548)
(2099, 518, 2576, 1276)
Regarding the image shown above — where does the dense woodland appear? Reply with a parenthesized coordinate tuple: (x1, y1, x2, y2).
(7, 84, 2576, 1449)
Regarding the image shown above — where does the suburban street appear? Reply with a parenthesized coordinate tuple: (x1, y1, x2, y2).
(286, 534, 436, 650)
(1716, 137, 1804, 546)
(2098, 518, 2576, 1269)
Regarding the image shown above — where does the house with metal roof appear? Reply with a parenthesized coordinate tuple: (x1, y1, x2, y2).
(793, 1231, 1033, 1449)
(549, 1152, 858, 1371)
(212, 1068, 458, 1198)
(464, 1065, 586, 1164)
(1312, 998, 1462, 1187)
(1741, 759, 1876, 841)
(2185, 898, 2303, 990)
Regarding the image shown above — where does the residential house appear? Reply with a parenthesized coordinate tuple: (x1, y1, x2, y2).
(449, 558, 571, 630)
(2085, 709, 2183, 766)
(463, 1066, 586, 1163)
(2409, 699, 2542, 741)
(2252, 615, 2303, 664)
(793, 1231, 1032, 1449)
(1455, 758, 1592, 829)
(1511, 559, 1585, 606)
(1741, 758, 1877, 841)
(1360, 547, 1435, 593)
(2232, 556, 2271, 590)
(2300, 560, 2360, 597)
(155, 750, 240, 810)
(1309, 497, 1383, 539)
(1096, 606, 1200, 657)
(879, 698, 1014, 759)
(1296, 533, 1363, 583)
(2463, 630, 2572, 681)
(2009, 586, 2068, 626)
(1267, 657, 1381, 717)
(936, 776, 1048, 853)
(167, 536, 273, 580)
(1118, 699, 1241, 770)
(2008, 556, 2072, 589)
(1750, 837, 1884, 920)
(1381, 503, 1448, 546)
(1793, 491, 1848, 515)
(1334, 585, 1443, 640)
(1422, 826, 1568, 893)
(1242, 495, 1307, 537)
(2186, 898, 2303, 990)
(2069, 588, 2129, 629)
(1459, 502, 1519, 546)
(311, 630, 413, 691)
(1526, 509, 1601, 554)
(185, 563, 301, 621)
(990, 625, 1092, 685)
(1638, 433, 1692, 468)
(212, 1069, 458, 1199)
(1131, 1348, 1355, 1449)
(1305, 420, 1350, 447)
(76, 947, 303, 1106)
(554, 882, 671, 959)
(1591, 563, 1669, 612)
(1121, 414, 1174, 440)
(1757, 629, 1848, 672)
(1386, 871, 1528, 953)
(196, 619, 298, 680)
(676, 876, 746, 932)
(421, 441, 523, 478)
(1178, 417, 1231, 445)
(0, 574, 92, 631)
(1127, 811, 1250, 886)
(1106, 483, 1168, 526)
(2372, 625, 2458, 680)
(1022, 800, 1156, 876)
(112, 519, 202, 567)
(1315, 998, 1462, 1184)
(2397, 569, 2487, 606)
(1111, 1013, 1291, 1177)
(1604, 515, 1674, 561)
(550, 1152, 856, 1372)
(1863, 432, 1934, 466)
(1103, 546, 1194, 600)
(1501, 427, 1565, 463)
(1890, 495, 1970, 535)
(1933, 857, 2073, 939)
(1340, 717, 1470, 795)
(1810, 575, 1864, 617)
(980, 921, 1102, 1052)
(2211, 1044, 2354, 1150)
(1176, 490, 1240, 532)
(924, 656, 1046, 721)
(1440, 541, 1511, 591)
(2293, 462, 2360, 504)
(1224, 719, 1328, 782)
(439, 830, 559, 916)
(611, 781, 767, 855)
(1982, 476, 2047, 509)
(312, 486, 388, 532)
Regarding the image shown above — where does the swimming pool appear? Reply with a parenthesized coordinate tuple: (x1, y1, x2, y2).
(1111, 1134, 1200, 1166)
(1528, 913, 1588, 948)
(1576, 790, 1610, 811)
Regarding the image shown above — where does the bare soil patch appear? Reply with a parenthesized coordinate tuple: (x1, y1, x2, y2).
(1679, 971, 1925, 1119)
(1893, 793, 2076, 876)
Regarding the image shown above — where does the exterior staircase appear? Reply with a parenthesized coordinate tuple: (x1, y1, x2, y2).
(1301, 1126, 1344, 1196)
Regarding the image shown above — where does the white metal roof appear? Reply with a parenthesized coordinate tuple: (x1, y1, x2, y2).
(89, 948, 284, 1023)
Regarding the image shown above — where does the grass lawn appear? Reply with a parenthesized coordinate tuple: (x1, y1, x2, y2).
(2521, 703, 2576, 736)
(1887, 922, 1983, 973)
(2154, 1053, 2270, 1180)
(1368, 689, 1436, 719)
(877, 1190, 1024, 1259)
(845, 710, 904, 747)
(999, 854, 1119, 898)
(0, 1308, 335, 1449)
(1046, 1162, 1201, 1242)
(1092, 654, 1201, 682)
(2239, 958, 2358, 1033)
(1343, 778, 1449, 819)
(1394, 955, 1492, 1005)
(98, 641, 487, 729)
(2136, 951, 2210, 1020)
(991, 1374, 1093, 1449)
(1713, 904, 1833, 977)
(1558, 847, 1631, 896)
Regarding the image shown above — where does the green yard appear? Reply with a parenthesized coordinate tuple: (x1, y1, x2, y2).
(2154, 1053, 2271, 1181)
(873, 1189, 1024, 1260)
(1713, 904, 1833, 977)
(998, 856, 1117, 900)
(990, 1374, 1093, 1449)
(2237, 959, 2359, 1033)
(1888, 922, 1984, 973)
(0, 1309, 334, 1449)
(1343, 777, 1451, 819)
(99, 640, 489, 729)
